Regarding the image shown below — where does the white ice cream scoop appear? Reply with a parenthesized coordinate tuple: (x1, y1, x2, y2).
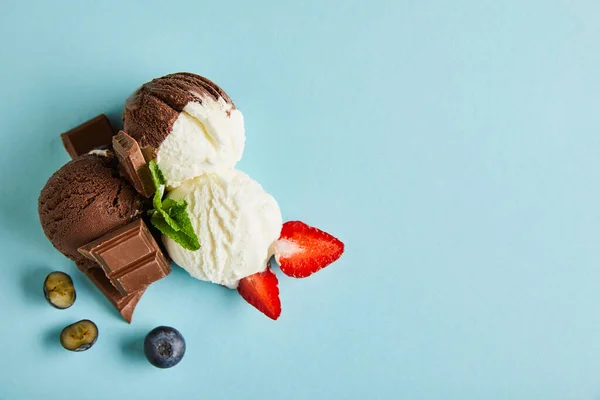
(162, 169, 282, 289)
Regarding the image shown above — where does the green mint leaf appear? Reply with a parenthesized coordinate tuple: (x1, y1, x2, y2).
(161, 198, 187, 212)
(161, 198, 178, 210)
(158, 208, 182, 231)
(148, 160, 166, 188)
(148, 160, 166, 210)
(146, 161, 199, 251)
(160, 199, 189, 233)
(170, 204, 197, 239)
(166, 203, 188, 220)
(153, 184, 164, 211)
(151, 213, 200, 251)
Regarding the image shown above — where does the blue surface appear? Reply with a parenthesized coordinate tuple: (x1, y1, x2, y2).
(1, 0, 599, 398)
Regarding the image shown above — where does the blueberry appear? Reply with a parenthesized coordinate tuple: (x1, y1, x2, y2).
(144, 326, 186, 368)
(44, 271, 76, 309)
(60, 320, 98, 352)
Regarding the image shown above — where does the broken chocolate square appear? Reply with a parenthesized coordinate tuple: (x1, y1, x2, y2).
(78, 219, 170, 296)
(113, 131, 155, 198)
(61, 114, 115, 158)
(76, 258, 146, 323)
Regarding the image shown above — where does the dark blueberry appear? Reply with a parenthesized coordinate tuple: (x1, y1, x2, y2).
(60, 320, 98, 351)
(43, 271, 76, 309)
(144, 326, 186, 368)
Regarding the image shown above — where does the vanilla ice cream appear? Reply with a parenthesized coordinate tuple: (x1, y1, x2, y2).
(157, 96, 244, 187)
(123, 73, 245, 187)
(163, 169, 282, 288)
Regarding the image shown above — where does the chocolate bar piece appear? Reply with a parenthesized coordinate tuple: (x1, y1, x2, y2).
(61, 114, 114, 159)
(78, 219, 170, 296)
(76, 258, 145, 323)
(113, 131, 155, 198)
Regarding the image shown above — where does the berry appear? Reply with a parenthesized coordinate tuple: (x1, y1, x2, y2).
(275, 221, 344, 278)
(237, 268, 281, 320)
(144, 326, 186, 368)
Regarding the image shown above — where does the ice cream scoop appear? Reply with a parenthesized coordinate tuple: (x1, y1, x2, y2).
(120, 72, 344, 320)
(163, 169, 282, 288)
(38, 153, 144, 263)
(123, 73, 245, 188)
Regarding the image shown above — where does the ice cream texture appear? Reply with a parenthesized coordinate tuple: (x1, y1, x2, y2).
(123, 73, 245, 188)
(157, 97, 245, 188)
(124, 73, 282, 288)
(163, 170, 282, 288)
(38, 153, 143, 263)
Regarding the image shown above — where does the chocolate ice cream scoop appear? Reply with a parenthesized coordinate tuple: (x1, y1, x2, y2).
(38, 153, 143, 263)
(123, 73, 246, 187)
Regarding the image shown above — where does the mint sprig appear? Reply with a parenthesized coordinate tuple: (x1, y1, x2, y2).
(147, 161, 200, 251)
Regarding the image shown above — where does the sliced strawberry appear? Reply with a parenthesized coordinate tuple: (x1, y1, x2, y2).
(274, 221, 344, 278)
(237, 267, 281, 320)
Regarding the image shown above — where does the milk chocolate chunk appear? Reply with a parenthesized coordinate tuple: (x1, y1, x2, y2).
(77, 260, 145, 323)
(61, 115, 115, 159)
(78, 219, 170, 296)
(113, 131, 155, 198)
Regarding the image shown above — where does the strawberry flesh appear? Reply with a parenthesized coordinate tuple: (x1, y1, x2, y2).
(275, 221, 344, 278)
(237, 267, 281, 320)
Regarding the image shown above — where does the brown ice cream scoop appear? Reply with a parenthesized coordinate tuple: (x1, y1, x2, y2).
(123, 72, 235, 152)
(38, 153, 144, 263)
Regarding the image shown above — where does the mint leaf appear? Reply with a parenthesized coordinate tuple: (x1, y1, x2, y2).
(160, 199, 188, 231)
(153, 185, 164, 211)
(147, 161, 200, 251)
(149, 161, 166, 210)
(148, 160, 165, 187)
(161, 198, 178, 210)
(169, 203, 197, 239)
(148, 160, 200, 251)
(158, 208, 181, 231)
(151, 213, 200, 251)
(162, 198, 187, 212)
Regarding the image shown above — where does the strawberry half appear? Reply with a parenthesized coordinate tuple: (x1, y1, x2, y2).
(274, 221, 344, 278)
(237, 267, 281, 320)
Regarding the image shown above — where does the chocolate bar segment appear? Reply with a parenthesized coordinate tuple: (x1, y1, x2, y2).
(78, 219, 170, 296)
(76, 259, 145, 323)
(61, 114, 115, 159)
(113, 131, 155, 198)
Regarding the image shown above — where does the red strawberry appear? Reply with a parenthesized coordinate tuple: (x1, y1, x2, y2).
(274, 221, 344, 278)
(237, 267, 281, 320)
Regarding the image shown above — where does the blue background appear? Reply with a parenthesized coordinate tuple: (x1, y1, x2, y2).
(1, 0, 599, 398)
